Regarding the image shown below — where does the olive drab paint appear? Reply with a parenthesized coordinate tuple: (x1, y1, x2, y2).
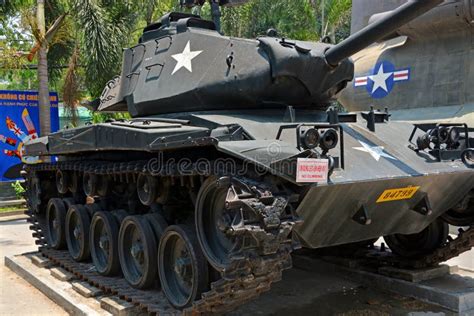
(339, 0, 474, 126)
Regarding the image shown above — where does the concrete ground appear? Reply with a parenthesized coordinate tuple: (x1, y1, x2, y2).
(232, 267, 455, 316)
(0, 219, 67, 316)
(1, 218, 473, 316)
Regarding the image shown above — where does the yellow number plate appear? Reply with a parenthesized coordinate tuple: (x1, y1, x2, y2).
(376, 186, 420, 203)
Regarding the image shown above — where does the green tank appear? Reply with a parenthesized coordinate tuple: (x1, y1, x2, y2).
(23, 0, 473, 313)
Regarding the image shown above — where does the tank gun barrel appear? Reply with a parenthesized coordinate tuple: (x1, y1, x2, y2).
(324, 0, 443, 66)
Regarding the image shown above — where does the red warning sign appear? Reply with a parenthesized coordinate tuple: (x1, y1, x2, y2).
(296, 158, 328, 183)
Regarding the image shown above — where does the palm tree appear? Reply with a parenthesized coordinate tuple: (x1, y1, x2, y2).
(2, 0, 65, 136)
(15, 0, 140, 126)
(36, 0, 51, 136)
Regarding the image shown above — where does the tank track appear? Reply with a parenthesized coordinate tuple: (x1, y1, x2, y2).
(366, 225, 474, 269)
(23, 160, 298, 315)
(316, 223, 474, 270)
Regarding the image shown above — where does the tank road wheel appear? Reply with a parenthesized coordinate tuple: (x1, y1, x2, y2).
(85, 203, 102, 217)
(384, 218, 449, 258)
(83, 173, 98, 197)
(66, 205, 91, 261)
(118, 216, 158, 289)
(56, 170, 70, 194)
(158, 225, 208, 309)
(62, 197, 76, 211)
(90, 211, 121, 276)
(137, 174, 158, 206)
(195, 177, 239, 271)
(46, 199, 67, 249)
(442, 192, 474, 226)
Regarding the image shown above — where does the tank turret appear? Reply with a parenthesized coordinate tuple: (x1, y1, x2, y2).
(98, 0, 441, 117)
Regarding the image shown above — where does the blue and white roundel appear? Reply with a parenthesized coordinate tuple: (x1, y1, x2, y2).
(354, 61, 410, 99)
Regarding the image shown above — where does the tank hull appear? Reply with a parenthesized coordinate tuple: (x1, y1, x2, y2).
(26, 109, 474, 249)
(295, 172, 473, 248)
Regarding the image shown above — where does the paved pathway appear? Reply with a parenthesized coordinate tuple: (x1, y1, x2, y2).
(0, 219, 67, 316)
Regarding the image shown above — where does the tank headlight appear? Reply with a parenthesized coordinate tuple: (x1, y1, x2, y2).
(447, 127, 460, 145)
(416, 132, 431, 150)
(300, 128, 320, 150)
(437, 127, 449, 144)
(320, 129, 339, 151)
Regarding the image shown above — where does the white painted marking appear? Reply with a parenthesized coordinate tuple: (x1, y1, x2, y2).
(353, 140, 397, 162)
(171, 41, 203, 75)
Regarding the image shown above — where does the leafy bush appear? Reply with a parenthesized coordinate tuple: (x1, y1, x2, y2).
(11, 181, 26, 199)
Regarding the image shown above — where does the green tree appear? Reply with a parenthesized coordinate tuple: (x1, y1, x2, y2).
(220, 0, 317, 40)
(310, 0, 351, 43)
(2, 1, 144, 121)
(2, 0, 352, 127)
(2, 0, 66, 136)
(0, 1, 37, 90)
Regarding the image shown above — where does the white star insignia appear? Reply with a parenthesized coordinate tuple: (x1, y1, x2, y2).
(353, 140, 397, 162)
(171, 41, 203, 75)
(369, 64, 392, 93)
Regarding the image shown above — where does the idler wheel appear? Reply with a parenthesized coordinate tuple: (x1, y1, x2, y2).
(384, 218, 448, 258)
(118, 215, 158, 289)
(90, 211, 121, 276)
(46, 198, 67, 249)
(195, 177, 240, 271)
(66, 205, 91, 261)
(137, 174, 158, 206)
(442, 192, 474, 226)
(56, 170, 70, 194)
(158, 225, 208, 309)
(83, 173, 98, 197)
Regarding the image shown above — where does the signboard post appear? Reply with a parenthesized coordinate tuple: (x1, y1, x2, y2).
(0, 90, 59, 181)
